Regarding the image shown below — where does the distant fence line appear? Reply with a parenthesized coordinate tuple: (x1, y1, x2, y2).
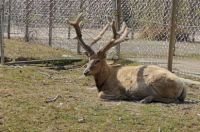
(0, 0, 200, 79)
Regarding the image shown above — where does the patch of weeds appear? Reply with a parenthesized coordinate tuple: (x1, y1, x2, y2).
(116, 59, 139, 66)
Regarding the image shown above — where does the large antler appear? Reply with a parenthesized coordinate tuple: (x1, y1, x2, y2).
(98, 21, 129, 55)
(68, 13, 95, 56)
(90, 17, 112, 46)
(90, 23, 110, 46)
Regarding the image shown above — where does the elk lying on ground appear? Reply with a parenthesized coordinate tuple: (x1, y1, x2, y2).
(69, 14, 187, 103)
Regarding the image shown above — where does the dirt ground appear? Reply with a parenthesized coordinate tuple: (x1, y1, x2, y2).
(0, 65, 200, 132)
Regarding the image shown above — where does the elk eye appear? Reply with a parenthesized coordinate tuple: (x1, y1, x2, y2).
(95, 60, 100, 65)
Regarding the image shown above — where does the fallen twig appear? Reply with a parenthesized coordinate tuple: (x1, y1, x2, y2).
(45, 95, 62, 103)
(53, 77, 69, 80)
(5, 58, 82, 65)
(39, 72, 52, 78)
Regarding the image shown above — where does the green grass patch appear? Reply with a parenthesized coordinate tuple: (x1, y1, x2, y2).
(4, 39, 77, 61)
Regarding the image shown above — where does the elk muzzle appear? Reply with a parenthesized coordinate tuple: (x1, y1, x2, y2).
(83, 69, 91, 76)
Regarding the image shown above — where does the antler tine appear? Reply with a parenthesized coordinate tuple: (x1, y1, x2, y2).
(90, 23, 110, 46)
(68, 13, 95, 56)
(68, 13, 83, 26)
(118, 22, 126, 35)
(112, 21, 126, 38)
(90, 16, 112, 46)
(114, 26, 129, 44)
(99, 22, 130, 54)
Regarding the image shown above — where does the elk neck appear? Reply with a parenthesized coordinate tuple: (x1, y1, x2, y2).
(93, 60, 111, 92)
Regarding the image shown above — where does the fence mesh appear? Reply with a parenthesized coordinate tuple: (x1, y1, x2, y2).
(173, 0, 200, 80)
(120, 0, 200, 80)
(2, 0, 200, 80)
(121, 0, 171, 61)
(4, 0, 114, 51)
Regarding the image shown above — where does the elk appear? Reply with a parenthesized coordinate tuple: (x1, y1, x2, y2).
(69, 14, 187, 103)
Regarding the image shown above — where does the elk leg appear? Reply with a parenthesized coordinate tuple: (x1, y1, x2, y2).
(140, 96, 178, 104)
(98, 91, 120, 100)
(140, 96, 154, 104)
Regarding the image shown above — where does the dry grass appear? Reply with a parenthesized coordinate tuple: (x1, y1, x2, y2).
(0, 39, 200, 131)
(0, 66, 200, 132)
(5, 39, 76, 61)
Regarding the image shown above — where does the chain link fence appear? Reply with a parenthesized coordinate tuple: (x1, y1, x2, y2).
(3, 0, 114, 50)
(120, 0, 200, 80)
(173, 0, 200, 80)
(1, 0, 200, 80)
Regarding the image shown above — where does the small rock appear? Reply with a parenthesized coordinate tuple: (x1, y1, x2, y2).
(0, 74, 3, 78)
(78, 75, 85, 79)
(0, 121, 3, 125)
(4, 94, 12, 98)
(118, 117, 122, 121)
(62, 54, 72, 58)
(0, 116, 3, 125)
(197, 114, 200, 116)
(57, 103, 63, 108)
(82, 82, 89, 86)
(116, 102, 122, 106)
(78, 118, 86, 123)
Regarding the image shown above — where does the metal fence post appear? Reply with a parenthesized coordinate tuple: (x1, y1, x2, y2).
(25, 0, 30, 42)
(68, 23, 71, 39)
(168, 0, 178, 72)
(112, 0, 121, 59)
(77, 0, 84, 54)
(0, 1, 5, 65)
(49, 0, 54, 47)
(7, 0, 11, 39)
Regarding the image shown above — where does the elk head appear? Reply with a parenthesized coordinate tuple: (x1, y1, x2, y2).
(68, 13, 129, 76)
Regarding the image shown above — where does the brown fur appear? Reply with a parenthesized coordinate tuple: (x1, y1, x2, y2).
(84, 55, 186, 103)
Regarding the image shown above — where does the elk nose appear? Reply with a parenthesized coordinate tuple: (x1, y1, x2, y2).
(83, 70, 90, 76)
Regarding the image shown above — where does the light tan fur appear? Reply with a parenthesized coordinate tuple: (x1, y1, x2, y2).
(85, 58, 186, 103)
(69, 14, 187, 103)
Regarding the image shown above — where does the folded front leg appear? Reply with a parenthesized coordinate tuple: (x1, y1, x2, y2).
(98, 91, 121, 100)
